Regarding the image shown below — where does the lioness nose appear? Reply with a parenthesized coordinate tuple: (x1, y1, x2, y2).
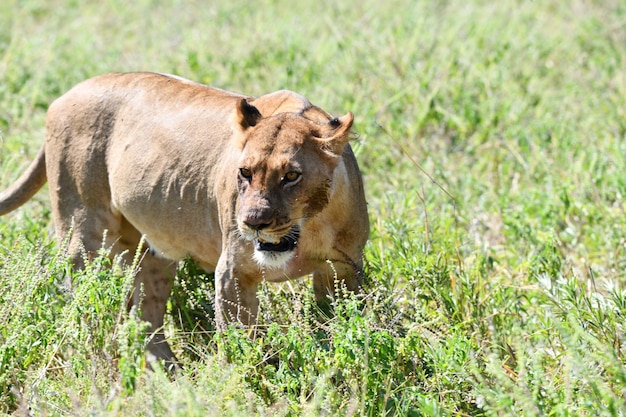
(243, 217, 272, 231)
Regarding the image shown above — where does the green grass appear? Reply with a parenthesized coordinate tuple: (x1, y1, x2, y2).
(2, 0, 626, 415)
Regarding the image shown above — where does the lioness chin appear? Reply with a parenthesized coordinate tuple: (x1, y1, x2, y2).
(0, 72, 369, 364)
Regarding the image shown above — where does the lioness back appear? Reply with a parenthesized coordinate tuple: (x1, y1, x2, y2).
(45, 73, 247, 266)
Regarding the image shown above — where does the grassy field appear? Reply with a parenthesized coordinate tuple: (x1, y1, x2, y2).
(1, 0, 626, 415)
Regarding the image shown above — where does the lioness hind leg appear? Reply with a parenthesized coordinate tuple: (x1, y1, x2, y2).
(114, 219, 179, 366)
(60, 211, 178, 365)
(129, 254, 178, 365)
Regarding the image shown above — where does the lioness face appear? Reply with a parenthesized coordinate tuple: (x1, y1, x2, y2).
(235, 111, 352, 268)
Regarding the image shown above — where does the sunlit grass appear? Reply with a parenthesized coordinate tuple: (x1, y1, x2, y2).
(1, 0, 626, 415)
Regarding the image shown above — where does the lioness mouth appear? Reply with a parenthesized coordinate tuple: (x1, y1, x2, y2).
(254, 228, 299, 253)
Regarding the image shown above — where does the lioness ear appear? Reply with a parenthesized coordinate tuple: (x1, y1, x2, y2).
(236, 99, 262, 129)
(318, 112, 355, 157)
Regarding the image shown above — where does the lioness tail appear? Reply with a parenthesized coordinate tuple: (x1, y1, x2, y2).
(0, 146, 47, 215)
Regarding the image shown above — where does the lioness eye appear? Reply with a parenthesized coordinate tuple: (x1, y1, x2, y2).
(240, 168, 252, 180)
(283, 171, 301, 183)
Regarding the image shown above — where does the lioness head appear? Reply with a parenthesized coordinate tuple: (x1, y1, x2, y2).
(233, 99, 354, 268)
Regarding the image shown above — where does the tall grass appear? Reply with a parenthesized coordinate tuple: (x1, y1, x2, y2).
(1, 0, 625, 415)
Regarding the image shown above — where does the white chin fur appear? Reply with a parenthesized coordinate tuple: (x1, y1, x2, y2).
(253, 249, 295, 269)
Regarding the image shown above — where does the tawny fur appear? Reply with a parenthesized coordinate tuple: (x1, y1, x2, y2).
(0, 72, 369, 364)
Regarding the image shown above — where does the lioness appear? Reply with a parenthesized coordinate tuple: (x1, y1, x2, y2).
(0, 72, 369, 363)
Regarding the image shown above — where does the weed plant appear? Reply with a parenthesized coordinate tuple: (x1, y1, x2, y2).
(1, 0, 626, 415)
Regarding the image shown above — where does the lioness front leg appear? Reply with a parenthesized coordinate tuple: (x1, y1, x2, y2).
(214, 254, 260, 330)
